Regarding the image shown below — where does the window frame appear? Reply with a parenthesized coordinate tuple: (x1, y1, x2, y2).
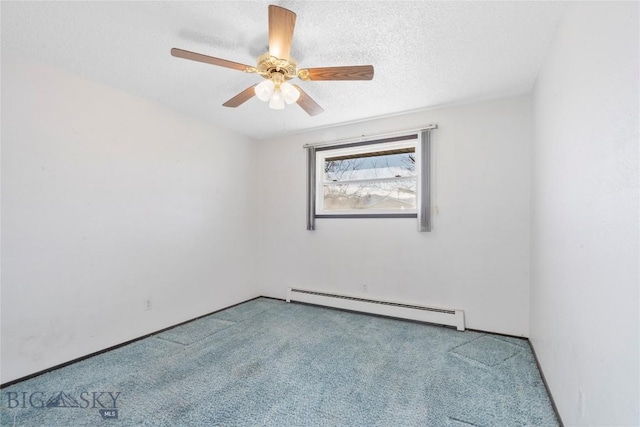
(306, 127, 434, 231)
(315, 137, 422, 218)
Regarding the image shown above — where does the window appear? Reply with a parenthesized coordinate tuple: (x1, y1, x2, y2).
(306, 128, 434, 231)
(316, 139, 419, 216)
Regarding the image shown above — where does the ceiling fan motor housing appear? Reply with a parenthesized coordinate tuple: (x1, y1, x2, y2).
(256, 53, 298, 83)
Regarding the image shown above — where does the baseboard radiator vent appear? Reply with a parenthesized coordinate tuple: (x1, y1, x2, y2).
(286, 288, 465, 331)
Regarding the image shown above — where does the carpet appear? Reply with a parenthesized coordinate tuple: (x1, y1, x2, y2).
(0, 298, 558, 426)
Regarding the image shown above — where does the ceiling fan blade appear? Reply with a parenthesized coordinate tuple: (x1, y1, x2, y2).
(292, 85, 324, 116)
(269, 5, 296, 60)
(298, 65, 374, 81)
(223, 85, 257, 108)
(171, 48, 254, 72)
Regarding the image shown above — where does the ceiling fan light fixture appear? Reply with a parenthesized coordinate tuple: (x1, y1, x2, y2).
(268, 90, 285, 109)
(280, 82, 300, 104)
(255, 79, 275, 102)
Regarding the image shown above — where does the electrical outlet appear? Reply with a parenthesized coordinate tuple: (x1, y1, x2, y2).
(145, 299, 152, 311)
(363, 284, 368, 293)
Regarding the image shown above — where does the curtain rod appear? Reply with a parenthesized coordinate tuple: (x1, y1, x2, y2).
(302, 124, 438, 149)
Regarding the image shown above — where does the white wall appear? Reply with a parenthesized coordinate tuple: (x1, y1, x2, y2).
(530, 2, 639, 426)
(1, 57, 260, 384)
(259, 95, 532, 337)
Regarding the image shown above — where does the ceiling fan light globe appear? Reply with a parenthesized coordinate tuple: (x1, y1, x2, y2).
(281, 82, 300, 104)
(269, 91, 285, 109)
(255, 80, 275, 102)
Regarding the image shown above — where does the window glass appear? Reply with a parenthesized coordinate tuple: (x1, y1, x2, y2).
(316, 140, 419, 216)
(322, 179, 416, 211)
(324, 149, 416, 182)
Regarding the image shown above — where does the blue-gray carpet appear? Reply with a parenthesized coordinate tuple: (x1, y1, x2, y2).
(1, 298, 558, 426)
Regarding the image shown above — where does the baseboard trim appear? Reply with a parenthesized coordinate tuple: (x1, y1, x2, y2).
(528, 340, 564, 427)
(0, 296, 261, 388)
(466, 328, 528, 341)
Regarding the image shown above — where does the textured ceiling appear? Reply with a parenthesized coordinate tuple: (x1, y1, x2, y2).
(1, 1, 566, 140)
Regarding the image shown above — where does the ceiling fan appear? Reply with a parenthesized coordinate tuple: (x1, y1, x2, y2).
(171, 5, 374, 116)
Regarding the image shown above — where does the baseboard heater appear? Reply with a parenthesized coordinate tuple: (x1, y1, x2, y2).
(286, 288, 465, 331)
